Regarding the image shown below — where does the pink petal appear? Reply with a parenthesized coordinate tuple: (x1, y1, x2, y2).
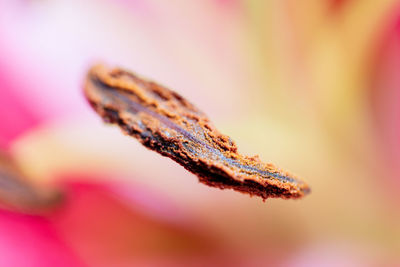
(49, 177, 221, 266)
(370, 6, 400, 185)
(0, 64, 40, 148)
(0, 211, 86, 267)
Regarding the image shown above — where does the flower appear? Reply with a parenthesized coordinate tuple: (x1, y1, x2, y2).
(0, 0, 399, 266)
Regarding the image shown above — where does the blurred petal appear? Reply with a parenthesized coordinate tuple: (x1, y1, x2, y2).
(284, 241, 377, 267)
(328, 0, 351, 14)
(370, 6, 400, 184)
(0, 65, 40, 148)
(0, 211, 86, 267)
(50, 177, 221, 266)
(0, 172, 230, 266)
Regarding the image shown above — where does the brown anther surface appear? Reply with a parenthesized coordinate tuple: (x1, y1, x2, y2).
(84, 64, 310, 200)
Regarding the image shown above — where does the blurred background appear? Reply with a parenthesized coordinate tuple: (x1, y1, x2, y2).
(0, 0, 399, 266)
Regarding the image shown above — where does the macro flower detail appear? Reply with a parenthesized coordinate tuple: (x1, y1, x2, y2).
(84, 64, 310, 200)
